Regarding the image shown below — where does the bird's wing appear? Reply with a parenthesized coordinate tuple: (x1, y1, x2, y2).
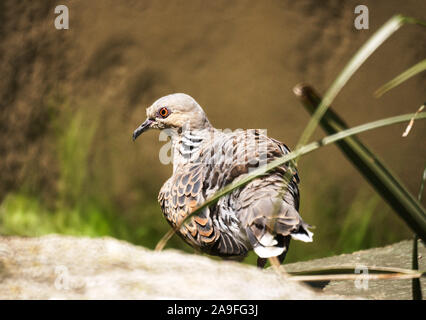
(158, 164, 220, 251)
(226, 131, 312, 258)
(158, 129, 311, 258)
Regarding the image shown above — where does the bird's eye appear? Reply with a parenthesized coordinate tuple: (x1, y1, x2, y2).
(158, 107, 170, 118)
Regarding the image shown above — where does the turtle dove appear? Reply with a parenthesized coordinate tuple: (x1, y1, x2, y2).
(132, 93, 313, 267)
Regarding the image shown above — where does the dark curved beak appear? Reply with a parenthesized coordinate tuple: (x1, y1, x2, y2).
(132, 119, 153, 141)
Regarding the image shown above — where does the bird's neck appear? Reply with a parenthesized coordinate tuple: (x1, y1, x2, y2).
(171, 127, 216, 171)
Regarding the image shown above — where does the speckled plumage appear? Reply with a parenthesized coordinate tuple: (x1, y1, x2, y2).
(133, 93, 313, 265)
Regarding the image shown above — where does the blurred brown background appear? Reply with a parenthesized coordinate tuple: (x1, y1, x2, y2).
(0, 0, 425, 264)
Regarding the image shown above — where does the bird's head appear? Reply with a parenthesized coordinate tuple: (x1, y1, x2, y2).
(132, 93, 211, 141)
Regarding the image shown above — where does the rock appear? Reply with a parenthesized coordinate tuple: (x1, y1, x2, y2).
(285, 239, 426, 300)
(1, 235, 422, 299)
(0, 235, 344, 299)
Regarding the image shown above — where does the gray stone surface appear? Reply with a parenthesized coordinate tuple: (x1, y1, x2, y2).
(0, 235, 343, 300)
(0, 235, 422, 299)
(285, 239, 425, 300)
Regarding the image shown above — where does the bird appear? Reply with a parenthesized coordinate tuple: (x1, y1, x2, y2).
(132, 93, 313, 268)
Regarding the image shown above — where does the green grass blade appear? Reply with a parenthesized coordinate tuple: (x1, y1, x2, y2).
(287, 265, 423, 277)
(375, 59, 426, 97)
(295, 15, 406, 152)
(412, 236, 422, 300)
(402, 105, 425, 137)
(156, 111, 426, 250)
(272, 263, 423, 284)
(418, 166, 426, 201)
(286, 270, 423, 282)
(295, 15, 425, 153)
(402, 16, 426, 27)
(295, 84, 426, 243)
(413, 166, 426, 300)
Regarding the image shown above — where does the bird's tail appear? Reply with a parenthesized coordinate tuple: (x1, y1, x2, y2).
(244, 198, 313, 258)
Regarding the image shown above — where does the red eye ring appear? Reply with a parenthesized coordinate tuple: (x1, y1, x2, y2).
(158, 107, 170, 118)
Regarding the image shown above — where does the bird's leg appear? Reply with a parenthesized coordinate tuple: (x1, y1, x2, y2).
(256, 257, 267, 269)
(278, 251, 288, 264)
(278, 237, 291, 264)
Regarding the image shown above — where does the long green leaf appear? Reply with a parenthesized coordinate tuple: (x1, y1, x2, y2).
(285, 265, 424, 282)
(413, 166, 426, 300)
(375, 59, 426, 97)
(287, 265, 423, 276)
(295, 15, 425, 153)
(295, 84, 426, 243)
(412, 236, 422, 300)
(418, 166, 426, 201)
(156, 111, 426, 250)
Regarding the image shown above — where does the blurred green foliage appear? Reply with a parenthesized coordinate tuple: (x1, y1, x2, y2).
(56, 105, 98, 207)
(0, 193, 119, 238)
